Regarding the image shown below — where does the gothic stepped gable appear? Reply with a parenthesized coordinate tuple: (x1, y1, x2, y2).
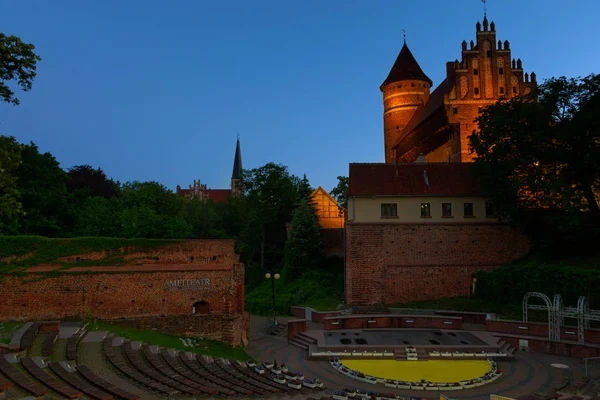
(382, 16, 537, 164)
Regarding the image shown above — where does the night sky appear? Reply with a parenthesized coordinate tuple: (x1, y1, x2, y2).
(1, 0, 598, 192)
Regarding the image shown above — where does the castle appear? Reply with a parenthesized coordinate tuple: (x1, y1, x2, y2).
(344, 15, 535, 306)
(175, 138, 243, 202)
(382, 16, 537, 163)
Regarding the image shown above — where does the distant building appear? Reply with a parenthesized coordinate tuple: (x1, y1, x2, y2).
(310, 186, 345, 259)
(311, 186, 345, 229)
(382, 16, 537, 163)
(176, 138, 243, 203)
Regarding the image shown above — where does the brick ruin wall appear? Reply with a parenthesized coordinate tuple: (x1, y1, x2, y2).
(345, 223, 531, 305)
(0, 240, 249, 347)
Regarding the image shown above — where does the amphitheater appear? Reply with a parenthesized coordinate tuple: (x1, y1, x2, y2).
(0, 308, 599, 400)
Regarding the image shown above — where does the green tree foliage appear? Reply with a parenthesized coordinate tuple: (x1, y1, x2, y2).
(240, 163, 301, 287)
(330, 176, 349, 210)
(469, 74, 600, 222)
(67, 165, 120, 199)
(3, 142, 69, 236)
(0, 33, 42, 105)
(0, 136, 23, 223)
(297, 174, 313, 202)
(284, 200, 324, 277)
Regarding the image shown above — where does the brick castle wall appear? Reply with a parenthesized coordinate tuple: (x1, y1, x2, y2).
(0, 240, 249, 346)
(345, 223, 530, 305)
(323, 314, 462, 330)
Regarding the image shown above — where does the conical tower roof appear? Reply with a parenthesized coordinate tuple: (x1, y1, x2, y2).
(231, 138, 242, 179)
(381, 42, 432, 88)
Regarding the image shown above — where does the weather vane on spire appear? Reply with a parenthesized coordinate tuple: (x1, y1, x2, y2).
(482, 0, 487, 17)
(403, 29, 406, 43)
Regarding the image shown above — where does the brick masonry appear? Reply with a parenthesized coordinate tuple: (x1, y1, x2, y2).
(287, 319, 307, 342)
(323, 314, 462, 330)
(0, 240, 249, 347)
(486, 320, 600, 345)
(345, 222, 531, 305)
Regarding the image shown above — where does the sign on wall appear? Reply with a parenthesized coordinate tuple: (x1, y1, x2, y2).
(163, 279, 211, 291)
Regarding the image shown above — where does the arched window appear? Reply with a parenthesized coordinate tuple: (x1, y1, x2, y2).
(192, 301, 209, 315)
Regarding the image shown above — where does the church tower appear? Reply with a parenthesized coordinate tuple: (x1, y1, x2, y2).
(381, 40, 432, 163)
(231, 137, 243, 196)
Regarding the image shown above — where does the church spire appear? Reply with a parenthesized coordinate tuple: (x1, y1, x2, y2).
(231, 136, 242, 180)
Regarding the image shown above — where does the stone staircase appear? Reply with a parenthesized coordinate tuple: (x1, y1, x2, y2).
(497, 339, 517, 358)
(269, 320, 288, 337)
(289, 332, 317, 350)
(220, 317, 234, 345)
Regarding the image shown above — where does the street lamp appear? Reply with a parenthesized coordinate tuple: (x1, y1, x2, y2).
(265, 272, 280, 328)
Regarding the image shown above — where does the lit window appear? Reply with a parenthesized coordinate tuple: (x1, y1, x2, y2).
(442, 203, 453, 217)
(381, 203, 398, 217)
(420, 203, 431, 217)
(464, 203, 474, 217)
(485, 202, 496, 217)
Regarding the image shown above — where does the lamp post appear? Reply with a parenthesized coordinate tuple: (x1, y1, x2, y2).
(338, 205, 346, 303)
(265, 271, 280, 328)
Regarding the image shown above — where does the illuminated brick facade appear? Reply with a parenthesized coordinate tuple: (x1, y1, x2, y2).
(382, 17, 537, 163)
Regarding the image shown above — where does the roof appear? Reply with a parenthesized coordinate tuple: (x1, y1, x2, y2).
(381, 42, 433, 88)
(311, 186, 341, 207)
(207, 189, 231, 203)
(349, 163, 482, 197)
(232, 138, 243, 180)
(395, 78, 452, 146)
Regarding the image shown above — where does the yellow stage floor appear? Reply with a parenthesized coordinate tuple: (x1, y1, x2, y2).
(340, 359, 491, 383)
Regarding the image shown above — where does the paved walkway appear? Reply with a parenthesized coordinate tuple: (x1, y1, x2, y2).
(246, 316, 593, 400)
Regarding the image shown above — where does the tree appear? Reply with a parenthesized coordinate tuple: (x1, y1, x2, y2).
(297, 174, 313, 202)
(67, 165, 120, 199)
(0, 33, 42, 105)
(330, 176, 349, 210)
(469, 73, 600, 222)
(284, 200, 324, 277)
(240, 163, 300, 281)
(7, 142, 69, 236)
(0, 135, 23, 223)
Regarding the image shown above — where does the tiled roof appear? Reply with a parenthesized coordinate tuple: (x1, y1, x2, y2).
(398, 78, 451, 143)
(349, 163, 482, 197)
(207, 189, 231, 203)
(381, 42, 432, 87)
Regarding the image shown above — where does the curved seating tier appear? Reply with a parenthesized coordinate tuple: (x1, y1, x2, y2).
(49, 362, 113, 400)
(76, 365, 139, 400)
(19, 323, 40, 351)
(20, 357, 83, 398)
(162, 349, 252, 395)
(42, 332, 58, 357)
(0, 357, 49, 397)
(67, 329, 86, 361)
(102, 337, 179, 396)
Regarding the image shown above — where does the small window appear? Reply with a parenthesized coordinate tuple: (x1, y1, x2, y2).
(499, 67, 504, 75)
(381, 203, 398, 217)
(420, 203, 431, 217)
(473, 68, 479, 75)
(474, 88, 480, 95)
(464, 203, 474, 217)
(442, 203, 453, 217)
(512, 87, 517, 94)
(500, 87, 505, 94)
(452, 107, 458, 114)
(486, 50, 492, 58)
(485, 202, 496, 217)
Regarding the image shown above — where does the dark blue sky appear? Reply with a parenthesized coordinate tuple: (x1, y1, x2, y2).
(1, 1, 598, 193)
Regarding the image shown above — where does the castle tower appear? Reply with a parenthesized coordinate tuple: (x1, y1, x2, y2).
(381, 40, 432, 163)
(231, 137, 243, 195)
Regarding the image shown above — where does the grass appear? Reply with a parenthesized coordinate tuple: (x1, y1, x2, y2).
(387, 296, 549, 322)
(88, 322, 249, 361)
(0, 322, 23, 344)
